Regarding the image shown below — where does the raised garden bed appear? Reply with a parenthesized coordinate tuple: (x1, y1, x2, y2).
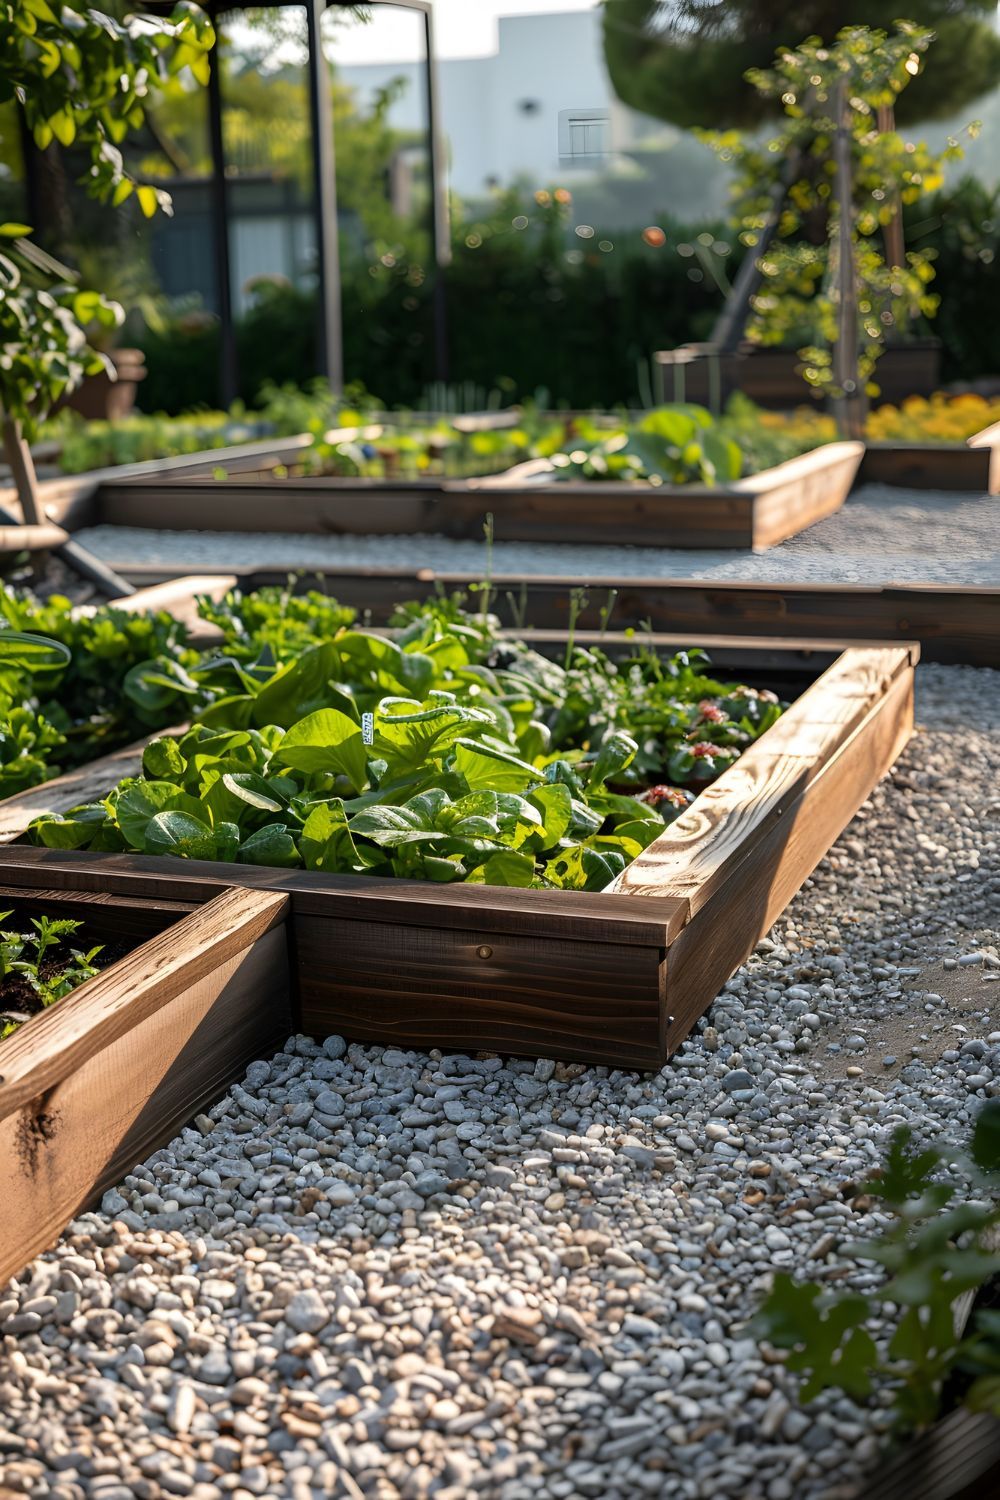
(0, 635, 917, 1070)
(106, 566, 1000, 669)
(0, 876, 290, 1284)
(81, 439, 864, 552)
(857, 422, 1000, 493)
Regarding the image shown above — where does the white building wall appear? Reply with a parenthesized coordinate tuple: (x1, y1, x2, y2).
(338, 10, 630, 200)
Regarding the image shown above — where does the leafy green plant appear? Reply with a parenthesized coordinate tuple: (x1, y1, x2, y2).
(752, 1100, 1000, 1432)
(2, 1, 214, 215)
(29, 595, 786, 890)
(0, 909, 103, 1041)
(0, 588, 193, 794)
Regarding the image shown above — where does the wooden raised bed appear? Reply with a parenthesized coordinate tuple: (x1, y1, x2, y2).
(82, 440, 864, 552)
(0, 878, 290, 1284)
(108, 566, 1000, 669)
(0, 638, 917, 1071)
(854, 414, 1000, 494)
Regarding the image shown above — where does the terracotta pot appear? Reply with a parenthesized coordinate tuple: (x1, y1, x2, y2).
(64, 347, 148, 422)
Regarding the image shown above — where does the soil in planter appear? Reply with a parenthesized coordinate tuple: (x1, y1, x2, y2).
(0, 924, 127, 1042)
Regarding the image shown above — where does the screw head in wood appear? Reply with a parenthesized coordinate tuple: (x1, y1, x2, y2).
(476, 945, 493, 960)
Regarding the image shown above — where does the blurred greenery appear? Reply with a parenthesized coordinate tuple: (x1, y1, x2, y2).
(602, 0, 1000, 130)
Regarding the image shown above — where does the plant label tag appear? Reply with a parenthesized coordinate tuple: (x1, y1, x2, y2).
(362, 712, 374, 746)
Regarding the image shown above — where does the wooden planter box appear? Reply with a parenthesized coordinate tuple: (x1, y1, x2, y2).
(656, 340, 942, 410)
(0, 639, 917, 1071)
(857, 420, 1000, 494)
(88, 440, 864, 552)
(0, 878, 290, 1284)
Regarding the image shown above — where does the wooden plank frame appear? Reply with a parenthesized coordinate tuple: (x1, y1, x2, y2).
(108, 566, 1000, 668)
(0, 880, 291, 1284)
(0, 639, 917, 1071)
(75, 440, 864, 552)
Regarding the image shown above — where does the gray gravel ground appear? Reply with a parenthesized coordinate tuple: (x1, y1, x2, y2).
(1, 662, 998, 1500)
(74, 484, 1000, 585)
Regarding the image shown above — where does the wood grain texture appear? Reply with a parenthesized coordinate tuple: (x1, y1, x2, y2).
(0, 846, 687, 948)
(0, 886, 288, 1114)
(661, 666, 913, 1056)
(0, 921, 290, 1285)
(296, 917, 666, 1069)
(609, 647, 914, 912)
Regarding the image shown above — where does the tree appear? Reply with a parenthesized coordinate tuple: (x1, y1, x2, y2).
(0, 1, 213, 520)
(704, 23, 973, 426)
(602, 0, 1000, 128)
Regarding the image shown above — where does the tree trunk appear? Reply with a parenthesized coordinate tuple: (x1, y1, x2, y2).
(2, 416, 43, 526)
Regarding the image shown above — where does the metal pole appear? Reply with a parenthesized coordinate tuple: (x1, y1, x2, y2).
(832, 79, 862, 440)
(207, 25, 239, 405)
(423, 2, 450, 383)
(306, 0, 344, 393)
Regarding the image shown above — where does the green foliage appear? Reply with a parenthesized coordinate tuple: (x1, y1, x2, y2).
(543, 405, 743, 486)
(0, 227, 123, 437)
(136, 196, 738, 414)
(752, 1100, 1000, 1432)
(703, 23, 975, 401)
(28, 593, 785, 889)
(0, 1, 214, 214)
(0, 587, 192, 794)
(907, 176, 1000, 385)
(602, 0, 1000, 130)
(0, 908, 102, 1041)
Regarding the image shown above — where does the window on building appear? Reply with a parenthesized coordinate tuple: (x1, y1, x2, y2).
(558, 109, 610, 163)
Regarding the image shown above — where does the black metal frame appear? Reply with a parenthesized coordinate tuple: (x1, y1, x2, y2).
(120, 0, 448, 401)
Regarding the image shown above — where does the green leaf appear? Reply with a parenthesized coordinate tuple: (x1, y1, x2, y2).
(221, 771, 284, 813)
(587, 730, 638, 788)
(453, 738, 539, 793)
(971, 1099, 1000, 1176)
(0, 223, 32, 238)
(299, 799, 365, 872)
(479, 850, 537, 886)
(0, 629, 71, 672)
(136, 185, 159, 218)
(236, 823, 301, 867)
(142, 736, 186, 780)
(273, 709, 368, 791)
(526, 781, 573, 846)
(372, 700, 491, 774)
(350, 802, 446, 848)
(545, 844, 626, 891)
(116, 781, 204, 848)
(143, 810, 218, 860)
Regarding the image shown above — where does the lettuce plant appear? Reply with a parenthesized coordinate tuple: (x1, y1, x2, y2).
(30, 598, 787, 891)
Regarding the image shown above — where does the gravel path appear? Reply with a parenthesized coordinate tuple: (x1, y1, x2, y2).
(75, 485, 1000, 586)
(2, 662, 998, 1500)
